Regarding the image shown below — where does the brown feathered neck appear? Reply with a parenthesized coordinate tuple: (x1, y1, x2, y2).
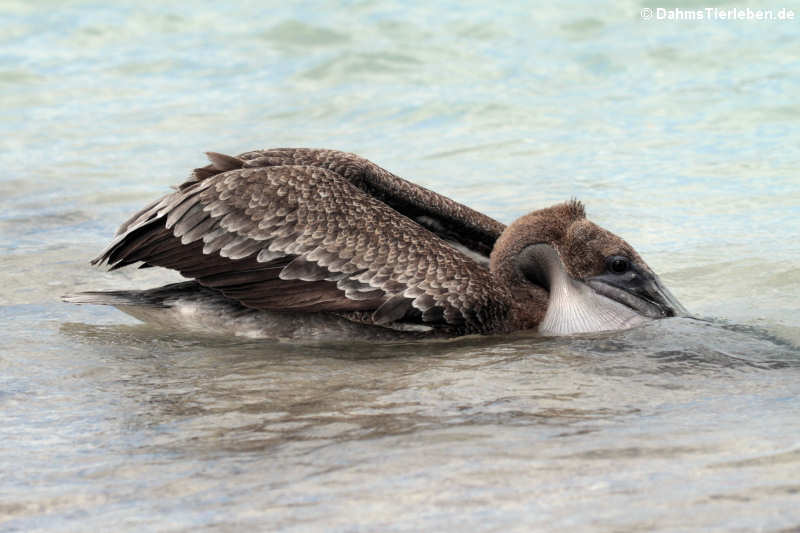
(489, 200, 585, 281)
(488, 200, 586, 331)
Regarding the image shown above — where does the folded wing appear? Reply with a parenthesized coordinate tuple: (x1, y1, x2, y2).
(94, 150, 510, 333)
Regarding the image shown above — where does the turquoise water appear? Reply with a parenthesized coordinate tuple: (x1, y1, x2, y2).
(2, 1, 799, 531)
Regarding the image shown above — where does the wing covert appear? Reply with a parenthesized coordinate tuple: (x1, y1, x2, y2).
(193, 148, 506, 258)
(94, 161, 510, 333)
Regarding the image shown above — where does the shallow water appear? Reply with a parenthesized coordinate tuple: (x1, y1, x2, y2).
(2, 1, 800, 531)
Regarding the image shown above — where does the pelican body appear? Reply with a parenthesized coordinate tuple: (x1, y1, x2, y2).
(64, 149, 685, 340)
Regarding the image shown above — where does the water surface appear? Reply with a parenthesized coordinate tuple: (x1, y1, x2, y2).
(1, 1, 799, 531)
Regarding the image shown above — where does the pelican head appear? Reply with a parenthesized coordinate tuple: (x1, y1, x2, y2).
(491, 200, 686, 335)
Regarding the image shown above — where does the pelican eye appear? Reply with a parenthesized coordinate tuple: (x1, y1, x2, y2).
(607, 256, 631, 274)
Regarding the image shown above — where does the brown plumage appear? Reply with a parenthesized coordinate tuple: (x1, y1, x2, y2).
(74, 148, 685, 339)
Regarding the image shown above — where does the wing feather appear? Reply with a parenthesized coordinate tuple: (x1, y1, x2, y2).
(193, 148, 506, 257)
(93, 154, 511, 333)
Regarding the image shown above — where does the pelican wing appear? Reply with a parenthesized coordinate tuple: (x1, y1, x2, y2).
(94, 152, 509, 333)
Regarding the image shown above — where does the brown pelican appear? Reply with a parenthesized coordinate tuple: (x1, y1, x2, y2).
(64, 148, 686, 340)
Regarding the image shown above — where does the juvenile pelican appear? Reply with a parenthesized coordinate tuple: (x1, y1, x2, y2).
(64, 149, 685, 340)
